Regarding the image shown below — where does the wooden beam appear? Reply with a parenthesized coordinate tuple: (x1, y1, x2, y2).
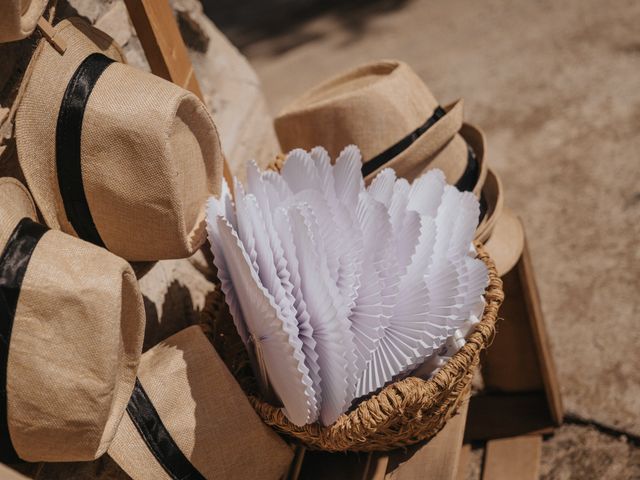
(482, 436, 542, 480)
(123, 0, 201, 97)
(456, 444, 471, 480)
(519, 240, 564, 425)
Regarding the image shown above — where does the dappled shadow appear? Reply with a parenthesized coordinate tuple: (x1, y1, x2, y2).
(201, 0, 414, 53)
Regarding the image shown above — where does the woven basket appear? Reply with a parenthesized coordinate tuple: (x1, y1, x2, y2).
(201, 243, 503, 452)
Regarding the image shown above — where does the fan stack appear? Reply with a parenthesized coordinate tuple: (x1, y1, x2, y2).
(206, 145, 489, 427)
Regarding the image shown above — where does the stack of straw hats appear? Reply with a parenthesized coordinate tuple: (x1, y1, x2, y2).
(0, 15, 293, 479)
(275, 59, 524, 277)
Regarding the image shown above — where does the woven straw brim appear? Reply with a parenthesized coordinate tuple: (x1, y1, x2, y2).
(460, 123, 488, 197)
(202, 246, 503, 452)
(107, 326, 294, 480)
(14, 17, 123, 238)
(475, 169, 504, 244)
(0, 0, 47, 43)
(0, 178, 38, 249)
(485, 207, 524, 277)
(0, 179, 144, 461)
(8, 231, 145, 461)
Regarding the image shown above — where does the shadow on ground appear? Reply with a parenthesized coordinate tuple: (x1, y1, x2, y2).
(200, 0, 413, 52)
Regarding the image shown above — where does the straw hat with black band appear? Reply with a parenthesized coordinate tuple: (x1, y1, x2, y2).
(274, 60, 486, 196)
(107, 325, 293, 480)
(274, 60, 520, 276)
(0, 177, 145, 463)
(0, 0, 48, 43)
(15, 17, 223, 261)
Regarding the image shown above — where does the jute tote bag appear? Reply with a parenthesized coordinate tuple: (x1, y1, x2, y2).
(108, 326, 294, 480)
(275, 59, 484, 194)
(0, 0, 48, 43)
(15, 17, 224, 261)
(0, 177, 145, 462)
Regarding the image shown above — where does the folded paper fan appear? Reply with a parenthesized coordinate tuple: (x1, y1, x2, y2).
(207, 198, 317, 425)
(206, 144, 489, 426)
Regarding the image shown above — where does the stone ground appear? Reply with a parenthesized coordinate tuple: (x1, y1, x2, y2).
(209, 0, 640, 477)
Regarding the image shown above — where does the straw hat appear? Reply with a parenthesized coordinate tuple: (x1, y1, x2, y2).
(108, 326, 294, 480)
(484, 206, 525, 277)
(0, 177, 145, 462)
(275, 60, 481, 192)
(0, 0, 47, 43)
(15, 17, 223, 261)
(475, 169, 503, 243)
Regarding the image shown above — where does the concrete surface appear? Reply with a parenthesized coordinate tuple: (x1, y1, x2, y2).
(240, 0, 640, 435)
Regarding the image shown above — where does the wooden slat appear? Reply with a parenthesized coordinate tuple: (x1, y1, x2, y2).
(123, 0, 201, 96)
(295, 397, 469, 480)
(465, 393, 553, 442)
(519, 240, 564, 425)
(297, 450, 371, 480)
(482, 436, 542, 480)
(481, 260, 544, 392)
(456, 444, 471, 480)
(480, 223, 563, 431)
(384, 396, 469, 480)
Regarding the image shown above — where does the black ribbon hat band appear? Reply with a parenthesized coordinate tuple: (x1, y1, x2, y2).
(127, 379, 206, 480)
(360, 106, 480, 194)
(56, 53, 115, 248)
(0, 218, 49, 462)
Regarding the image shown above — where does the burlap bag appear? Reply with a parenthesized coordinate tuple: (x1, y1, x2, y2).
(0, 0, 47, 43)
(108, 326, 293, 480)
(0, 177, 145, 462)
(274, 59, 485, 193)
(15, 17, 223, 261)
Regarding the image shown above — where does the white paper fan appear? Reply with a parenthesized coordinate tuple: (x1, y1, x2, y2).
(212, 215, 316, 426)
(288, 205, 358, 425)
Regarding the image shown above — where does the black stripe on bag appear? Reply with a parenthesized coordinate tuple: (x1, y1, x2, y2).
(0, 218, 48, 463)
(361, 106, 447, 177)
(56, 53, 115, 248)
(454, 143, 480, 193)
(126, 378, 206, 480)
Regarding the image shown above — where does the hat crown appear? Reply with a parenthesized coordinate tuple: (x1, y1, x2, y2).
(275, 60, 440, 161)
(15, 18, 223, 261)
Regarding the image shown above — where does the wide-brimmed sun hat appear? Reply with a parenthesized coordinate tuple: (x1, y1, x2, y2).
(0, 177, 145, 462)
(108, 326, 293, 480)
(275, 60, 483, 194)
(15, 17, 223, 261)
(0, 0, 48, 43)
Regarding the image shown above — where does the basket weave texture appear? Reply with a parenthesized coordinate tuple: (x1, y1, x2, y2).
(202, 243, 503, 452)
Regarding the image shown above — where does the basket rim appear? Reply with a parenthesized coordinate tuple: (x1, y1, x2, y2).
(247, 243, 504, 449)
